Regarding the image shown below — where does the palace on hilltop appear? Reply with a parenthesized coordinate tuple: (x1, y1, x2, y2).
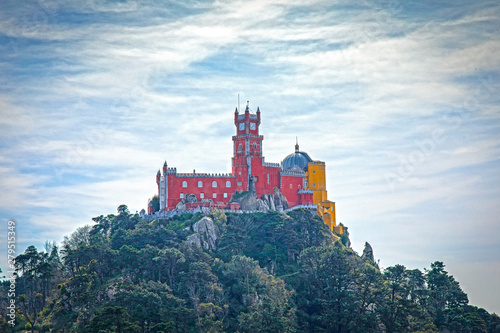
(148, 101, 342, 234)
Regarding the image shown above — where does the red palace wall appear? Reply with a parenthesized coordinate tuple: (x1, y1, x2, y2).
(166, 174, 241, 210)
(280, 174, 304, 207)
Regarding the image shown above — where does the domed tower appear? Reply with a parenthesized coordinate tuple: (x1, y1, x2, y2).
(282, 138, 313, 172)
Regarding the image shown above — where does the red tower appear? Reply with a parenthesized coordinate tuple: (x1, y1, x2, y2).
(232, 101, 263, 192)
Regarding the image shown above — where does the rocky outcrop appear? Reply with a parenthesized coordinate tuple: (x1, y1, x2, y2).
(186, 216, 219, 251)
(261, 188, 289, 211)
(176, 199, 186, 211)
(362, 242, 375, 264)
(343, 227, 351, 248)
(231, 191, 259, 211)
(231, 188, 289, 212)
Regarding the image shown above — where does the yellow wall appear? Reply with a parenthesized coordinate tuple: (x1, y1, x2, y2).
(307, 161, 328, 205)
(321, 201, 336, 227)
(308, 161, 341, 234)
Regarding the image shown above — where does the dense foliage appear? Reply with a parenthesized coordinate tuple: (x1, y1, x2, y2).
(1, 205, 499, 332)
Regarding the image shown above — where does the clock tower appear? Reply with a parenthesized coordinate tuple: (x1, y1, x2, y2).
(232, 101, 263, 191)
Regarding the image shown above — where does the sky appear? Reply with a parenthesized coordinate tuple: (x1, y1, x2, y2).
(1, 0, 499, 314)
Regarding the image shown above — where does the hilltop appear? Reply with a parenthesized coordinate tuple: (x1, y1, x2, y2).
(2, 205, 499, 332)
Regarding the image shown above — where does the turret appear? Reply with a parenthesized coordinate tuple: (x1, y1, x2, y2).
(257, 106, 261, 124)
(156, 170, 161, 184)
(163, 161, 167, 175)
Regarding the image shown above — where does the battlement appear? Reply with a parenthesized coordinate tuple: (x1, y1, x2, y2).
(236, 114, 259, 121)
(263, 161, 280, 168)
(167, 167, 177, 174)
(175, 173, 236, 178)
(232, 134, 264, 140)
(309, 161, 325, 166)
(298, 189, 313, 194)
(282, 169, 305, 177)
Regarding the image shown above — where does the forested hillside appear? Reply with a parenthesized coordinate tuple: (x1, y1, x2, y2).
(1, 205, 499, 332)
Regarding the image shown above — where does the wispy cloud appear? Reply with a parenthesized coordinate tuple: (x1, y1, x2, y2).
(0, 0, 499, 313)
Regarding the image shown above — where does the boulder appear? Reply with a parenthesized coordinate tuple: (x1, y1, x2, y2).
(231, 191, 258, 211)
(176, 199, 186, 211)
(256, 198, 270, 212)
(186, 216, 219, 251)
(261, 188, 289, 211)
(231, 189, 289, 212)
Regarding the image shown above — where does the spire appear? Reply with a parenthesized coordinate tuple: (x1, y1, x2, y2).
(234, 107, 238, 114)
(245, 100, 250, 112)
(163, 160, 167, 167)
(295, 137, 299, 152)
(256, 106, 260, 113)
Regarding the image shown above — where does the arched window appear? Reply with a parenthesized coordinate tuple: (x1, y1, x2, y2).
(213, 193, 217, 199)
(212, 181, 217, 188)
(253, 142, 257, 150)
(180, 193, 184, 199)
(200, 193, 204, 199)
(198, 181, 203, 188)
(237, 144, 243, 152)
(182, 181, 187, 188)
(226, 181, 231, 188)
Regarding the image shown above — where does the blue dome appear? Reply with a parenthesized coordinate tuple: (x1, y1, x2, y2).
(282, 142, 313, 171)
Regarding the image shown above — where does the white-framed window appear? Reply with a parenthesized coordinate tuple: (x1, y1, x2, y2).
(226, 181, 231, 187)
(213, 193, 217, 199)
(237, 182, 242, 186)
(224, 193, 228, 198)
(267, 174, 270, 184)
(198, 181, 203, 188)
(212, 181, 217, 188)
(180, 193, 184, 199)
(253, 142, 257, 150)
(200, 193, 204, 199)
(182, 181, 187, 188)
(290, 184, 292, 189)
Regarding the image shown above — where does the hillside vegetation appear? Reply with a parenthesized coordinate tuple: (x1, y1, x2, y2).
(1, 205, 499, 332)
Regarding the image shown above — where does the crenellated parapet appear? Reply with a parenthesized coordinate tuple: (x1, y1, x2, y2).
(263, 161, 280, 168)
(232, 134, 264, 140)
(298, 189, 313, 194)
(175, 173, 237, 178)
(282, 169, 306, 177)
(166, 167, 177, 174)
